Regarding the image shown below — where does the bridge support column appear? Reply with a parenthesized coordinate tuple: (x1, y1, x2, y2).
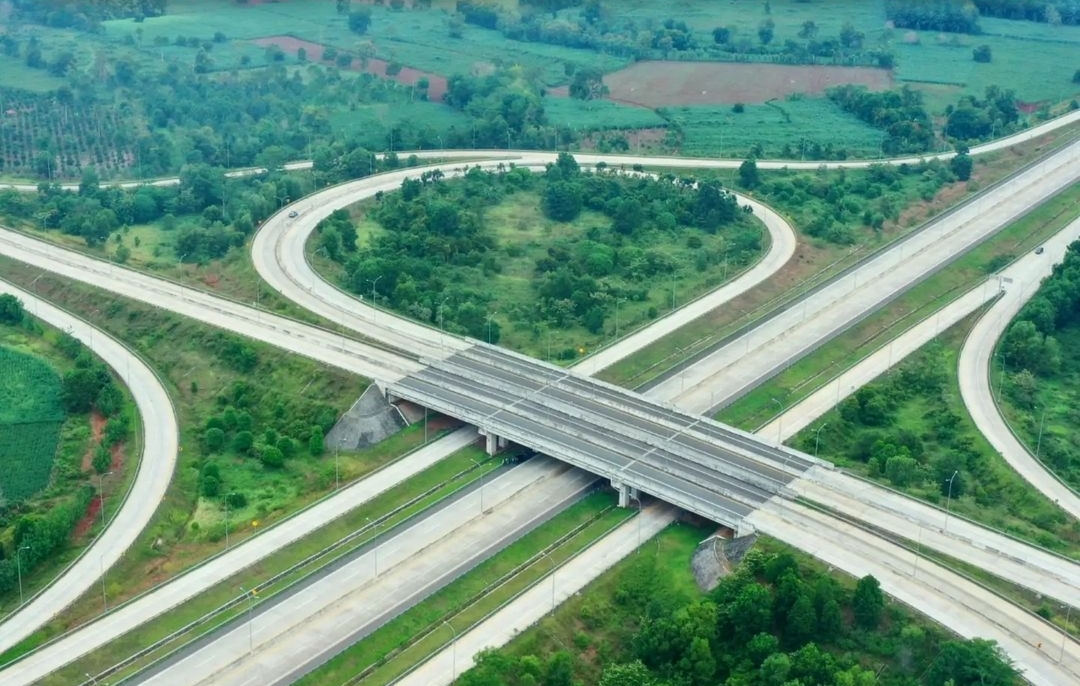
(612, 481, 630, 508)
(485, 432, 498, 456)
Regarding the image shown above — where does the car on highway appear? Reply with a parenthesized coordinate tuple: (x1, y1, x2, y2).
(1035, 246, 1045, 254)
(288, 210, 299, 218)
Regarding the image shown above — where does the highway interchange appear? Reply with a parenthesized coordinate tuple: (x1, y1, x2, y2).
(2, 112, 1080, 684)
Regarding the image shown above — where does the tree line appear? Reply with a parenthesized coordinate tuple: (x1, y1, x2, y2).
(456, 0, 893, 68)
(458, 545, 1018, 686)
(8, 0, 166, 30)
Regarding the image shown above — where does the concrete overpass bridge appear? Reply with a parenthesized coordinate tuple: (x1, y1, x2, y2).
(387, 343, 825, 533)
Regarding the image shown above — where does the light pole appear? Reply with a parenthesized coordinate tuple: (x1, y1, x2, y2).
(1061, 604, 1073, 662)
(96, 471, 113, 530)
(369, 275, 383, 312)
(100, 555, 108, 613)
(996, 353, 1006, 402)
(771, 398, 784, 446)
(239, 585, 256, 654)
(224, 501, 230, 550)
(944, 470, 959, 532)
(1036, 405, 1047, 460)
(542, 550, 556, 612)
(486, 311, 498, 345)
(471, 457, 486, 513)
(444, 619, 458, 681)
(16, 545, 30, 605)
(813, 423, 828, 457)
(671, 268, 677, 311)
(615, 297, 626, 340)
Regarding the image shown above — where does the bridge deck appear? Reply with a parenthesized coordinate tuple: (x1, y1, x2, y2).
(389, 344, 820, 528)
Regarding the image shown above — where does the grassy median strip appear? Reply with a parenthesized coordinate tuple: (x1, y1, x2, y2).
(296, 491, 632, 686)
(719, 180, 1080, 430)
(40, 444, 500, 685)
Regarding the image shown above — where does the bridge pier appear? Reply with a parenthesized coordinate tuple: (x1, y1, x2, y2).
(481, 430, 508, 456)
(612, 481, 638, 508)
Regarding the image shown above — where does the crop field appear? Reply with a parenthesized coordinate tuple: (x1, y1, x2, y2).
(543, 96, 667, 131)
(894, 36, 1080, 106)
(327, 101, 471, 149)
(102, 0, 626, 86)
(601, 61, 893, 108)
(663, 98, 886, 158)
(0, 90, 135, 179)
(0, 347, 65, 503)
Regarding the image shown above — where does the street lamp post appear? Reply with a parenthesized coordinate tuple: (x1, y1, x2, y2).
(471, 457, 486, 513)
(1061, 604, 1073, 662)
(944, 470, 959, 532)
(542, 550, 556, 612)
(671, 269, 677, 311)
(444, 619, 458, 681)
(813, 423, 829, 458)
(1036, 406, 1047, 460)
(771, 398, 784, 446)
(369, 275, 383, 313)
(615, 297, 626, 340)
(239, 585, 256, 654)
(16, 545, 30, 605)
(96, 472, 113, 530)
(486, 311, 498, 345)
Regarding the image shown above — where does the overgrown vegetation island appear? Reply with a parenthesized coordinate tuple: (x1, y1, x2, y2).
(0, 293, 133, 604)
(1, 0, 1077, 683)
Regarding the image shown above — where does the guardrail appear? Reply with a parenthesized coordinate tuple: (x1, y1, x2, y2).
(383, 501, 636, 686)
(0, 282, 171, 634)
(94, 455, 496, 686)
(1, 422, 467, 675)
(637, 126, 1080, 395)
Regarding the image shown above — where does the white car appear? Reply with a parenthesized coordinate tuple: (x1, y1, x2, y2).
(288, 210, 299, 218)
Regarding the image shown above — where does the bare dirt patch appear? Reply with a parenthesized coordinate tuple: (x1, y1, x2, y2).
(250, 36, 448, 102)
(598, 61, 893, 108)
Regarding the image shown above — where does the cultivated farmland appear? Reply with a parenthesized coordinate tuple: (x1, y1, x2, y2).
(0, 347, 65, 503)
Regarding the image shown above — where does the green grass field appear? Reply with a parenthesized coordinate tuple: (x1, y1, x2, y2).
(0, 346, 65, 502)
(328, 101, 472, 148)
(544, 96, 667, 131)
(663, 98, 887, 158)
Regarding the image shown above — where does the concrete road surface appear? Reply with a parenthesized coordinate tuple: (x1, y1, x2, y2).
(0, 280, 177, 655)
(0, 429, 479, 686)
(0, 229, 420, 383)
(661, 138, 1080, 413)
(135, 459, 594, 686)
(958, 219, 1080, 520)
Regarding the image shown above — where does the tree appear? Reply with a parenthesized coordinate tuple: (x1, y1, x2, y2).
(336, 0, 350, 13)
(925, 639, 1019, 686)
(598, 661, 654, 686)
(1073, 69, 1080, 84)
(738, 159, 760, 189)
(852, 575, 885, 629)
(0, 294, 24, 324)
(758, 18, 775, 45)
(569, 67, 608, 100)
(308, 428, 325, 456)
(950, 150, 973, 180)
(785, 593, 818, 647)
(348, 8, 371, 34)
(973, 44, 992, 62)
(712, 26, 731, 44)
(205, 427, 226, 452)
(798, 20, 818, 39)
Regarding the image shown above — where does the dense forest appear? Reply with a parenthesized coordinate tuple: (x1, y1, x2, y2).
(458, 545, 1019, 686)
(326, 154, 756, 345)
(9, 0, 167, 29)
(999, 240, 1080, 484)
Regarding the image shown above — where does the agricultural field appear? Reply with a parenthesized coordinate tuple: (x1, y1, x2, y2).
(0, 346, 65, 503)
(663, 98, 889, 159)
(542, 96, 667, 132)
(0, 90, 135, 179)
(600, 62, 893, 108)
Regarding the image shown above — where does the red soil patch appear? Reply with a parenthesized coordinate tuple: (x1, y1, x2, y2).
(250, 36, 448, 102)
(580, 61, 893, 108)
(74, 410, 126, 541)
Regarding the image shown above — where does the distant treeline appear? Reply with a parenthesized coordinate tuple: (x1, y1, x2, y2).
(881, 0, 1080, 32)
(9, 0, 166, 30)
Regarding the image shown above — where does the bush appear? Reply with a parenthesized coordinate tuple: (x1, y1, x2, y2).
(308, 429, 325, 456)
(225, 491, 247, 509)
(972, 44, 992, 62)
(205, 427, 226, 452)
(260, 445, 285, 468)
